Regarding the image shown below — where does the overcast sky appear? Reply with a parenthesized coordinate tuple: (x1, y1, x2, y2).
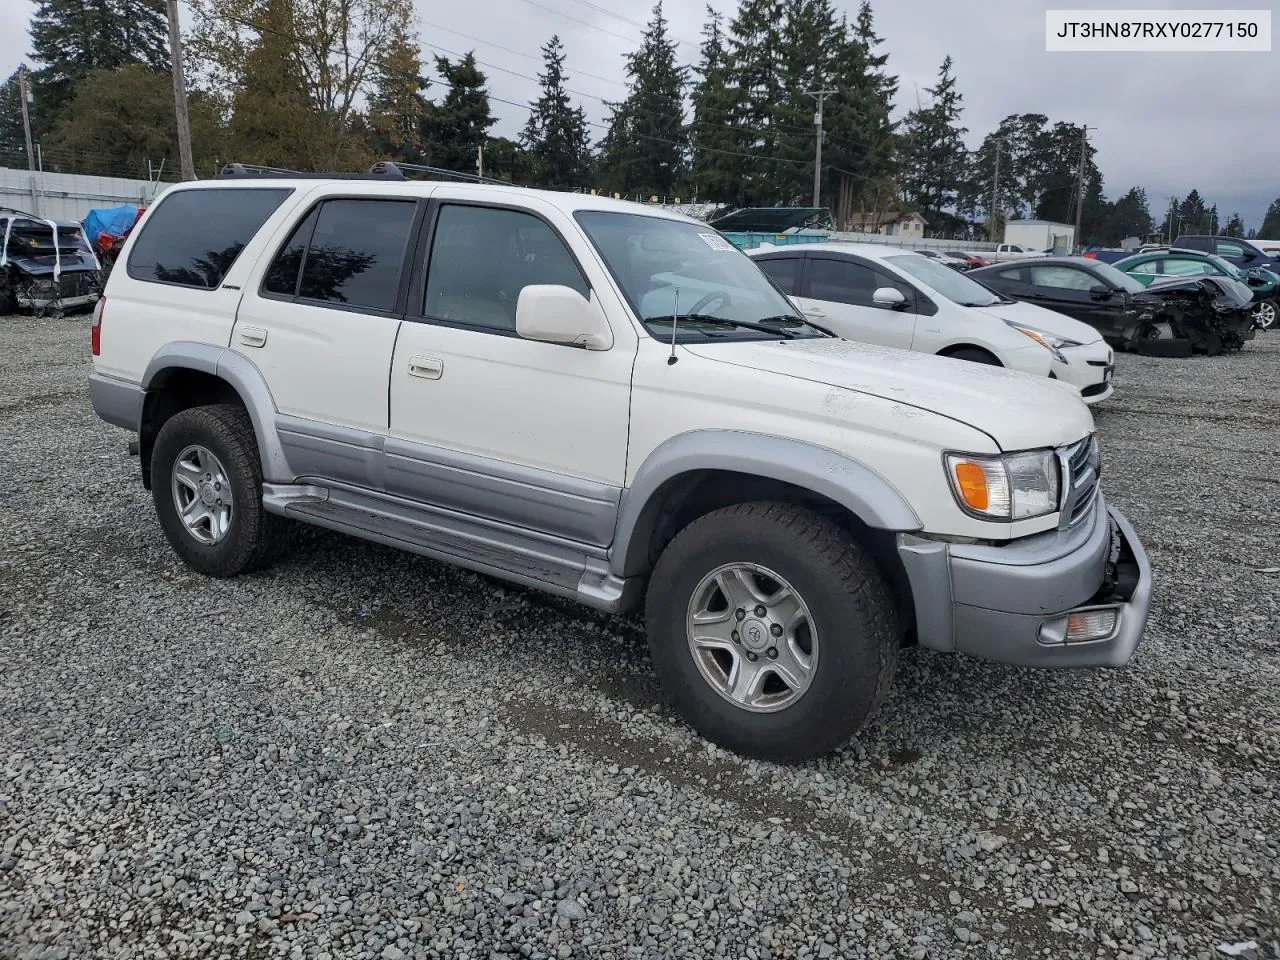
(2, 0, 1277, 229)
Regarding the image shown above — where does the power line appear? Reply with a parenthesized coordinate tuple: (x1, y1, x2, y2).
(562, 0, 701, 50)
(418, 18, 626, 88)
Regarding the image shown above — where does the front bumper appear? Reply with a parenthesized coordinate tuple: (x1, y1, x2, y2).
(1053, 340, 1114, 405)
(898, 495, 1151, 668)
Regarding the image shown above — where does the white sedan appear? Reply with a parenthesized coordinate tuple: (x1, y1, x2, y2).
(749, 242, 1114, 404)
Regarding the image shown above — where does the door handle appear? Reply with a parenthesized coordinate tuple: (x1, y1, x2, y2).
(238, 326, 267, 348)
(408, 356, 443, 380)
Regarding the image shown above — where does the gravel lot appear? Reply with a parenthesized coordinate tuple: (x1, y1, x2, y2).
(2, 314, 1277, 960)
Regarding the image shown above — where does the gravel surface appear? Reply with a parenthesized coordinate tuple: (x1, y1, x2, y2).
(2, 314, 1278, 960)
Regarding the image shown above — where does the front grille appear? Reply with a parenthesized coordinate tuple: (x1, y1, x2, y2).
(1081, 382, 1108, 397)
(1060, 434, 1101, 527)
(57, 270, 100, 298)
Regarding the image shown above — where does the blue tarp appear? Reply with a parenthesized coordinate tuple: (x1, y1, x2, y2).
(82, 205, 139, 245)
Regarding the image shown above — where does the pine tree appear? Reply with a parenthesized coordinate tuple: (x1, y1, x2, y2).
(1098, 186, 1152, 246)
(597, 3, 687, 198)
(767, 0, 837, 205)
(423, 54, 495, 173)
(29, 0, 170, 132)
(367, 36, 429, 164)
(1223, 212, 1244, 238)
(521, 36, 593, 190)
(724, 0, 783, 206)
(688, 7, 743, 203)
(1176, 189, 1208, 236)
(1260, 198, 1280, 238)
(0, 71, 26, 169)
(898, 56, 967, 228)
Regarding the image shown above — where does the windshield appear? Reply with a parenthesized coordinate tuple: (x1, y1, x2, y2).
(575, 211, 822, 341)
(885, 253, 1004, 307)
(1088, 260, 1147, 294)
(1205, 254, 1244, 279)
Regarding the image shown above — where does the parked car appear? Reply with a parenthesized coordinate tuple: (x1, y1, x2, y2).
(990, 242, 1044, 262)
(913, 249, 974, 272)
(0, 209, 102, 316)
(1112, 249, 1279, 331)
(87, 172, 1151, 762)
(960, 252, 990, 268)
(1172, 235, 1280, 272)
(969, 257, 1256, 354)
(749, 243, 1114, 404)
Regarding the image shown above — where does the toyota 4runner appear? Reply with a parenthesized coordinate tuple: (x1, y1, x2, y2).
(88, 171, 1152, 761)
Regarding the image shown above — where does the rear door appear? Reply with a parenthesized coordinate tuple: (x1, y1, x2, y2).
(794, 255, 918, 349)
(231, 191, 423, 488)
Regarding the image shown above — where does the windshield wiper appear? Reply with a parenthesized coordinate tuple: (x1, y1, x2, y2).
(755, 314, 835, 337)
(642, 313, 803, 339)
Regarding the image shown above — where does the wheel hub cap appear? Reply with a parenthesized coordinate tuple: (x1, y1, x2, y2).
(171, 444, 233, 545)
(686, 562, 819, 713)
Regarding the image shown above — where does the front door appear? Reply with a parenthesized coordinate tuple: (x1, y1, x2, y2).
(1023, 263, 1115, 334)
(231, 194, 421, 487)
(386, 196, 636, 547)
(794, 256, 918, 349)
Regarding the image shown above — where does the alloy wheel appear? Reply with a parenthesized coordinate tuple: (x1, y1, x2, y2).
(170, 444, 234, 545)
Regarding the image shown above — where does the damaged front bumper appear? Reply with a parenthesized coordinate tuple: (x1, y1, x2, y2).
(897, 494, 1152, 668)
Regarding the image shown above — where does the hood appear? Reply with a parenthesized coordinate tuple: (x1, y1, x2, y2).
(3, 254, 99, 276)
(684, 337, 1093, 452)
(1144, 275, 1253, 308)
(971, 298, 1104, 344)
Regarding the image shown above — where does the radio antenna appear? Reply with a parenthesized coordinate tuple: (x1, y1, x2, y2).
(668, 287, 680, 365)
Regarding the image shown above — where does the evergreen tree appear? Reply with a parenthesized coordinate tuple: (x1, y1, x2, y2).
(723, 0, 783, 206)
(1098, 186, 1152, 245)
(1028, 122, 1100, 227)
(521, 36, 593, 190)
(484, 135, 535, 185)
(688, 7, 742, 203)
(29, 0, 169, 132)
(1157, 194, 1180, 241)
(423, 54, 495, 173)
(898, 56, 967, 226)
(1260, 197, 1280, 238)
(957, 114, 1046, 229)
(767, 0, 838, 204)
(1176, 189, 1209, 235)
(597, 3, 687, 198)
(368, 36, 429, 164)
(0, 71, 26, 169)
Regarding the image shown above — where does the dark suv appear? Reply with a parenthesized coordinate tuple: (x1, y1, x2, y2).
(1173, 235, 1278, 272)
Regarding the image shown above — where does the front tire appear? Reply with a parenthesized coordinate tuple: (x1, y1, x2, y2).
(942, 347, 1001, 366)
(1252, 298, 1277, 331)
(644, 502, 898, 761)
(150, 403, 287, 577)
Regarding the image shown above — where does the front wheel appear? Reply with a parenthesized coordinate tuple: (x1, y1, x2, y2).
(942, 347, 1001, 366)
(644, 502, 898, 761)
(150, 403, 287, 577)
(1252, 298, 1277, 331)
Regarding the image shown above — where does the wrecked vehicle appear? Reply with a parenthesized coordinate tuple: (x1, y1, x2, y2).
(83, 204, 145, 282)
(968, 257, 1254, 355)
(1138, 273, 1256, 355)
(0, 209, 103, 316)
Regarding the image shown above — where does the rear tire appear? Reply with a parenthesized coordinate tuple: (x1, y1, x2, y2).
(150, 403, 287, 577)
(644, 502, 898, 761)
(942, 347, 1001, 366)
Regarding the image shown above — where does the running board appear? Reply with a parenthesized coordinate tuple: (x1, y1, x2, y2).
(261, 482, 638, 613)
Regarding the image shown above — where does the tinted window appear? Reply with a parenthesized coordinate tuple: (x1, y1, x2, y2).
(808, 258, 913, 309)
(1029, 265, 1096, 291)
(1215, 240, 1247, 259)
(263, 208, 318, 296)
(128, 187, 291, 288)
(425, 205, 588, 332)
(996, 268, 1023, 281)
(296, 200, 415, 312)
(1162, 258, 1213, 277)
(756, 257, 801, 294)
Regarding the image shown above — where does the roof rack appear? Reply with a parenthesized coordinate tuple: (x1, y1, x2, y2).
(213, 161, 522, 186)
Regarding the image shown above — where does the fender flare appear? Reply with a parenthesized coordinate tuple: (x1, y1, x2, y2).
(142, 341, 292, 482)
(610, 430, 923, 578)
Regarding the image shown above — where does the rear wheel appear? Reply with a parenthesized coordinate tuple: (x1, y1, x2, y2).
(150, 403, 287, 577)
(644, 502, 898, 761)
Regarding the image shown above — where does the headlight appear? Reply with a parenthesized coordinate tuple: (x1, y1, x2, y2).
(1004, 321, 1078, 363)
(945, 450, 1061, 521)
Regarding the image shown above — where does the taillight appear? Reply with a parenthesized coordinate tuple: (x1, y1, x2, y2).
(91, 297, 105, 356)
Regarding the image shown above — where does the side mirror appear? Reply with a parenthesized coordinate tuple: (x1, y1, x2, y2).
(516, 285, 613, 350)
(872, 286, 907, 309)
(1089, 284, 1112, 300)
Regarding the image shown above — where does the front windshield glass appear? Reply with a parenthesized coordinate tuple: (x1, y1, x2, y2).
(575, 211, 823, 341)
(885, 253, 1003, 307)
(1205, 254, 1244, 279)
(1089, 260, 1147, 294)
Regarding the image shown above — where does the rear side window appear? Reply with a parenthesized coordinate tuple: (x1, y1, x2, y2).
(127, 187, 291, 289)
(262, 199, 416, 312)
(808, 258, 913, 310)
(423, 204, 588, 333)
(1028, 265, 1095, 291)
(756, 257, 801, 294)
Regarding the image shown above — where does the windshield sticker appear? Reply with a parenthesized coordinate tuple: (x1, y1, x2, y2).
(698, 232, 736, 252)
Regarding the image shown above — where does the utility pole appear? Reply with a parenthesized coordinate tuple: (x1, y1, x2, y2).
(18, 66, 39, 214)
(806, 88, 837, 209)
(476, 141, 484, 179)
(1073, 125, 1093, 253)
(990, 138, 1002, 243)
(166, 0, 196, 181)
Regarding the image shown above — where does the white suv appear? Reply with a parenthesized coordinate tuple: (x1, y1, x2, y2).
(88, 172, 1151, 761)
(750, 243, 1115, 404)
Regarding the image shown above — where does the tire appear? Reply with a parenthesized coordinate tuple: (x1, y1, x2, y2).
(1252, 298, 1278, 331)
(644, 502, 898, 761)
(150, 403, 287, 577)
(942, 347, 1001, 366)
